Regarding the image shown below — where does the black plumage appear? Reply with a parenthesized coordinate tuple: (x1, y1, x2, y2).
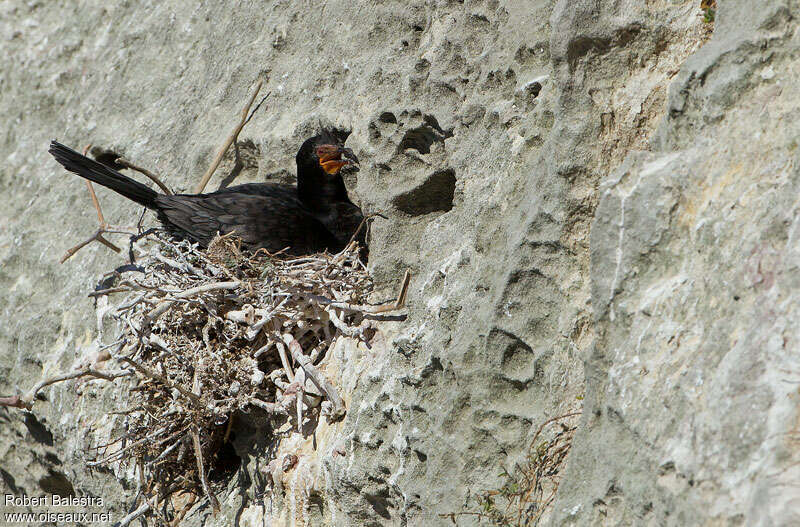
(49, 132, 365, 255)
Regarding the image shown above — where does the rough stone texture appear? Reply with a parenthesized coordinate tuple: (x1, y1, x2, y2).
(553, 2, 800, 526)
(0, 0, 797, 526)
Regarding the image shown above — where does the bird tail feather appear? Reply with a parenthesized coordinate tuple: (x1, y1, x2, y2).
(48, 140, 159, 209)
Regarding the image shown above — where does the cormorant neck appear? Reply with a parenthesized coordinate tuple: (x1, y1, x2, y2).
(296, 164, 351, 210)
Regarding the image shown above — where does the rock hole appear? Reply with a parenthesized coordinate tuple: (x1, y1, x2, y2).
(414, 58, 430, 72)
(1, 469, 19, 494)
(392, 169, 456, 215)
(422, 114, 453, 138)
(398, 126, 438, 154)
(469, 13, 490, 26)
(38, 470, 75, 497)
(526, 81, 542, 98)
(606, 483, 622, 497)
(378, 112, 397, 124)
(515, 45, 534, 64)
(658, 461, 676, 474)
(364, 491, 392, 519)
(208, 434, 241, 483)
(369, 123, 382, 139)
(24, 413, 54, 446)
(307, 491, 325, 523)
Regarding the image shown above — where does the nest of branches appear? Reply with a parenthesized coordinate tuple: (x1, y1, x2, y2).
(83, 231, 405, 524)
(0, 82, 415, 525)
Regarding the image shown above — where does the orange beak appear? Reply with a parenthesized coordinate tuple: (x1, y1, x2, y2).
(315, 144, 358, 175)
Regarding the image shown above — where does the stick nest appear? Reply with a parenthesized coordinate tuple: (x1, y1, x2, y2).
(91, 232, 378, 521)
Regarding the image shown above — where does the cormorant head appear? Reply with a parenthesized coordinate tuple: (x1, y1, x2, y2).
(295, 129, 358, 208)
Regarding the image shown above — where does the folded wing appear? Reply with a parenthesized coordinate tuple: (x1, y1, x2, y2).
(154, 191, 340, 254)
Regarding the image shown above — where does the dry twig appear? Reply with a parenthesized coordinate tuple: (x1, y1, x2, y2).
(59, 144, 168, 263)
(169, 494, 197, 527)
(284, 335, 345, 421)
(116, 500, 151, 527)
(0, 367, 131, 410)
(191, 426, 220, 513)
(116, 157, 173, 195)
(60, 144, 124, 263)
(194, 80, 264, 193)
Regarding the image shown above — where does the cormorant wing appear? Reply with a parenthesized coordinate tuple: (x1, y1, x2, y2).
(154, 192, 340, 254)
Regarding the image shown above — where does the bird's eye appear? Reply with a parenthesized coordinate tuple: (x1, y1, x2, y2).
(315, 144, 340, 160)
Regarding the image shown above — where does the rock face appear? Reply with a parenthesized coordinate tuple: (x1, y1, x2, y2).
(556, 3, 800, 525)
(0, 0, 797, 526)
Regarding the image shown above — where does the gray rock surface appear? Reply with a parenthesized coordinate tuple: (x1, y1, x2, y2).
(0, 0, 797, 525)
(554, 2, 800, 525)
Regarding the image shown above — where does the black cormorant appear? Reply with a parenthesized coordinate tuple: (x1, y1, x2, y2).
(48, 130, 365, 255)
